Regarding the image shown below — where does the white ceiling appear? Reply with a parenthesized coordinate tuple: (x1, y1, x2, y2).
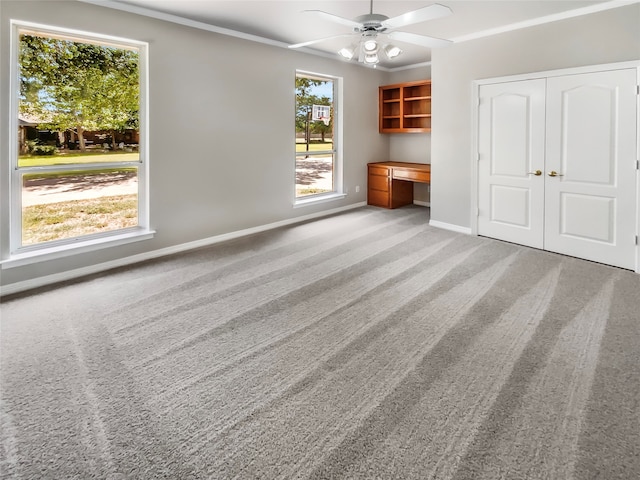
(102, 0, 628, 69)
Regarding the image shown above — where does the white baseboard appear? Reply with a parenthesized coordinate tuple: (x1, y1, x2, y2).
(429, 220, 472, 235)
(413, 200, 431, 207)
(1, 202, 367, 297)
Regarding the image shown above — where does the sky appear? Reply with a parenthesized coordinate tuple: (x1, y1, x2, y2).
(309, 80, 333, 101)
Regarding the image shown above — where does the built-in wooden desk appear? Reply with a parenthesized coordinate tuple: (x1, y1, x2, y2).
(367, 162, 431, 209)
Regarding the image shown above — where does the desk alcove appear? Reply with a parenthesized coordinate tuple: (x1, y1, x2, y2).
(367, 162, 431, 209)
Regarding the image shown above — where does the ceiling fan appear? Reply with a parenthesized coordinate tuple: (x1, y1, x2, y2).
(288, 1, 453, 66)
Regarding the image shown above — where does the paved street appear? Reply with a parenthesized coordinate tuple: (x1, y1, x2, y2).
(22, 174, 138, 207)
(22, 159, 333, 207)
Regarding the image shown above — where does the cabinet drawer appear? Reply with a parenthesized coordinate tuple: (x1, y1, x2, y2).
(392, 169, 430, 183)
(368, 189, 390, 208)
(369, 166, 391, 177)
(368, 174, 390, 192)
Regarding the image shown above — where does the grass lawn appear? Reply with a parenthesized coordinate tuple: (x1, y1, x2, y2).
(22, 194, 137, 245)
(19, 151, 138, 168)
(24, 167, 137, 183)
(20, 151, 138, 181)
(295, 141, 333, 153)
(296, 187, 332, 196)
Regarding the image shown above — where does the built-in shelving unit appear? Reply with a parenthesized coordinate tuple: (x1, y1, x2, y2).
(379, 80, 431, 133)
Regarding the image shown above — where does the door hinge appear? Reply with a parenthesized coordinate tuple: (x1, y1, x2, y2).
(636, 160, 640, 170)
(636, 235, 639, 246)
(637, 85, 640, 95)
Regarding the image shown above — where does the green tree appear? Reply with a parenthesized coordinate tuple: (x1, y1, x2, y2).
(295, 77, 332, 150)
(311, 116, 333, 143)
(19, 34, 139, 152)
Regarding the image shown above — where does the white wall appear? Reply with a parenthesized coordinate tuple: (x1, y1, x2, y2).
(0, 1, 390, 290)
(431, 4, 640, 230)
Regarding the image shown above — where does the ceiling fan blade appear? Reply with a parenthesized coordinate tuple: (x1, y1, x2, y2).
(382, 3, 452, 30)
(303, 10, 362, 29)
(387, 31, 452, 48)
(288, 34, 353, 49)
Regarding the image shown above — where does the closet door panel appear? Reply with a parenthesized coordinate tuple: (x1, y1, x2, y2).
(560, 85, 615, 185)
(544, 69, 637, 269)
(477, 79, 546, 248)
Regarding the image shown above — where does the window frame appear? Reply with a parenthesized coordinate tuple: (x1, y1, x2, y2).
(4, 20, 152, 267)
(294, 70, 344, 206)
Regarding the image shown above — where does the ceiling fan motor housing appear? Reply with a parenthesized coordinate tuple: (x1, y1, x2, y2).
(354, 13, 389, 32)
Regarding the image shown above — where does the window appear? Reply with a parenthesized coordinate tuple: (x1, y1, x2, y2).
(9, 22, 149, 261)
(295, 71, 342, 202)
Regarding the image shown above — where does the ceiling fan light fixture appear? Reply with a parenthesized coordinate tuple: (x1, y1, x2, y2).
(363, 52, 379, 64)
(363, 39, 378, 52)
(383, 44, 402, 59)
(338, 46, 356, 60)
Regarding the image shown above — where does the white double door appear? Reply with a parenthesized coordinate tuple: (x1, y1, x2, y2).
(478, 69, 637, 270)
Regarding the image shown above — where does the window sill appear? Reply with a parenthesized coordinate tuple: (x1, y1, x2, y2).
(294, 192, 347, 208)
(1, 228, 155, 269)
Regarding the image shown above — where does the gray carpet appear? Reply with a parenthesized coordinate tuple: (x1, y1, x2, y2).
(1, 205, 639, 479)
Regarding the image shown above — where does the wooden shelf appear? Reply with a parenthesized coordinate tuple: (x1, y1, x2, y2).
(379, 80, 432, 133)
(404, 96, 431, 101)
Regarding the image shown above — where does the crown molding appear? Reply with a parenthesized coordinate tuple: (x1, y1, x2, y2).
(80, 0, 394, 70)
(387, 61, 431, 73)
(80, 0, 638, 72)
(450, 0, 639, 44)
(81, 0, 287, 47)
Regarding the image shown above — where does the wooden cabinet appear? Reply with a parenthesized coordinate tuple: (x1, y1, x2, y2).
(379, 80, 431, 133)
(368, 162, 431, 209)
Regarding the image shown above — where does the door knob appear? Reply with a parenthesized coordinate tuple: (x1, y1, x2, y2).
(548, 171, 564, 177)
(527, 170, 542, 176)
